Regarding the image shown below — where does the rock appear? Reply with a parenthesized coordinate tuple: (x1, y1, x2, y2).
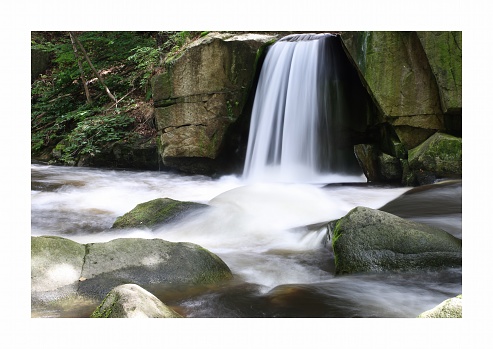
(379, 179, 462, 238)
(31, 236, 85, 301)
(90, 284, 182, 318)
(152, 32, 277, 174)
(354, 145, 401, 182)
(377, 152, 402, 181)
(77, 136, 159, 170)
(78, 238, 232, 298)
(332, 206, 462, 274)
(111, 197, 208, 229)
(32, 236, 233, 302)
(417, 32, 462, 115)
(339, 31, 461, 183)
(408, 132, 462, 180)
(354, 144, 379, 182)
(340, 32, 442, 119)
(379, 180, 462, 218)
(418, 295, 462, 318)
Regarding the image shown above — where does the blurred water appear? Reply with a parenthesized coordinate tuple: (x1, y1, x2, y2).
(31, 164, 462, 317)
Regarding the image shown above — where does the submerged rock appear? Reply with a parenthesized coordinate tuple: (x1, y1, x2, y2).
(111, 197, 208, 229)
(332, 206, 462, 274)
(91, 284, 182, 318)
(418, 294, 462, 318)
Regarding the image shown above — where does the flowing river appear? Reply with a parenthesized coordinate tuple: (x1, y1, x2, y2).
(31, 162, 462, 318)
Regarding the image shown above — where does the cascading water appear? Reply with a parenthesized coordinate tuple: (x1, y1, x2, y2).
(243, 33, 368, 183)
(30, 33, 461, 320)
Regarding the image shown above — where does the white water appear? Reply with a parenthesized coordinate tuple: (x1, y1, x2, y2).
(31, 164, 409, 292)
(243, 33, 364, 183)
(30, 34, 462, 318)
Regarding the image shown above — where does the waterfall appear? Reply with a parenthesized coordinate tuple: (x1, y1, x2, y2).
(243, 33, 366, 184)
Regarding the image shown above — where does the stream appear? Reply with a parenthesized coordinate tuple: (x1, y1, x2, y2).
(31, 163, 462, 318)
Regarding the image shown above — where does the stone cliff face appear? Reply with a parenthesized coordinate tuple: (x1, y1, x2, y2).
(340, 31, 461, 184)
(152, 32, 277, 175)
(151, 31, 461, 184)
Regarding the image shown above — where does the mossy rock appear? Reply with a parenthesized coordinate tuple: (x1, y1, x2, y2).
(78, 238, 233, 299)
(340, 31, 442, 118)
(408, 132, 462, 178)
(31, 236, 86, 299)
(111, 197, 208, 229)
(91, 284, 182, 318)
(32, 236, 233, 304)
(332, 206, 462, 274)
(417, 32, 462, 114)
(418, 294, 462, 318)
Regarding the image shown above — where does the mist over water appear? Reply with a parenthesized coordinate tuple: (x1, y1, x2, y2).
(31, 163, 461, 317)
(31, 34, 461, 318)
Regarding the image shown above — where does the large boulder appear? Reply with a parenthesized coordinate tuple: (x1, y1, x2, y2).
(31, 236, 86, 302)
(152, 32, 277, 175)
(331, 206, 462, 274)
(340, 31, 462, 185)
(111, 197, 208, 229)
(418, 294, 462, 318)
(79, 238, 232, 299)
(340, 31, 443, 151)
(91, 284, 182, 318)
(408, 132, 462, 183)
(417, 32, 462, 115)
(32, 236, 233, 302)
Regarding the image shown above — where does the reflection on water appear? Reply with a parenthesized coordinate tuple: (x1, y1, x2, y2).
(31, 164, 462, 318)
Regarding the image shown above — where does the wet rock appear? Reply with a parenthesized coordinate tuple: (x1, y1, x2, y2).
(332, 206, 462, 274)
(418, 294, 462, 318)
(91, 284, 182, 318)
(408, 132, 462, 181)
(111, 197, 208, 229)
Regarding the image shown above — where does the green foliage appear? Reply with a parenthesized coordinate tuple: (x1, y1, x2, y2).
(31, 31, 162, 164)
(160, 31, 203, 64)
(127, 46, 160, 90)
(31, 31, 210, 166)
(54, 112, 135, 164)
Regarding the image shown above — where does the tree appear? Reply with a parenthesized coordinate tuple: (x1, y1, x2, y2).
(69, 32, 92, 104)
(69, 31, 117, 105)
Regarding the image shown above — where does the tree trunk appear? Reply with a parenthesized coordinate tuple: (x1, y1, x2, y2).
(69, 32, 117, 104)
(69, 32, 92, 104)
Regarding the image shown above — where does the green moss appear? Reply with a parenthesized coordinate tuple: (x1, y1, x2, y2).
(90, 292, 120, 318)
(112, 198, 207, 229)
(331, 206, 461, 274)
(408, 132, 462, 176)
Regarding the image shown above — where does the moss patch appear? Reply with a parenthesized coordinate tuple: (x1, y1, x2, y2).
(408, 132, 462, 177)
(111, 198, 207, 229)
